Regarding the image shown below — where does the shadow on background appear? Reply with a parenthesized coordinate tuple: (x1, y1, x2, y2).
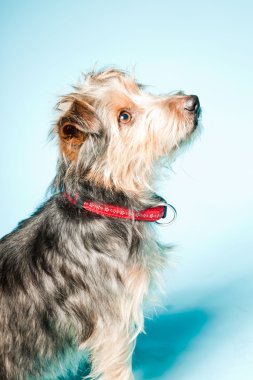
(58, 308, 210, 379)
(133, 309, 210, 379)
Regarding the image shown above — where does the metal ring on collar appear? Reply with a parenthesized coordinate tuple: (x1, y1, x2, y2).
(155, 203, 177, 225)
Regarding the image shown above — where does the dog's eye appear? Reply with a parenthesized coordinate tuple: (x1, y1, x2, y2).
(118, 111, 132, 124)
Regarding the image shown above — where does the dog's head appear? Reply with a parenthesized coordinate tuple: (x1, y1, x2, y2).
(55, 69, 200, 194)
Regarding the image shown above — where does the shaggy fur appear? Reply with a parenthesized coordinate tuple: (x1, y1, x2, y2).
(0, 68, 200, 380)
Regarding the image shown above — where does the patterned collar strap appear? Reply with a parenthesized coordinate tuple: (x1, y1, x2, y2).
(63, 193, 167, 222)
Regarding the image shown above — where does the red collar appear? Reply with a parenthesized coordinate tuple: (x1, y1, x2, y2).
(63, 193, 167, 222)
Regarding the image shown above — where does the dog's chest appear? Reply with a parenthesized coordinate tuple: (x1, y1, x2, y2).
(120, 228, 165, 332)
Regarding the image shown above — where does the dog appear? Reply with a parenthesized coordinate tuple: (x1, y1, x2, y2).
(0, 68, 200, 380)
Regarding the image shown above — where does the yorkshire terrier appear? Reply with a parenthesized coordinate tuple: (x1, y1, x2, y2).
(0, 69, 200, 379)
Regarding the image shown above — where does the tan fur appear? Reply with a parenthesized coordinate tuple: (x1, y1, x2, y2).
(56, 69, 198, 195)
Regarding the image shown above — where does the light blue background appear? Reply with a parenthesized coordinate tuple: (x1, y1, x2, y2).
(1, 1, 253, 379)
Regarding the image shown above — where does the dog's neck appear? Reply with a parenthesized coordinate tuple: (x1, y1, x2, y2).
(53, 172, 164, 209)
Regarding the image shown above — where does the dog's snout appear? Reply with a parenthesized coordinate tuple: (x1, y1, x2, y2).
(184, 95, 200, 113)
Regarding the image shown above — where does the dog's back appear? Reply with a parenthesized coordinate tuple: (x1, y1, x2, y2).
(0, 193, 155, 379)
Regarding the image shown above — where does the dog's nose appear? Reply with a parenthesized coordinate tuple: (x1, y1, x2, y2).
(184, 95, 200, 113)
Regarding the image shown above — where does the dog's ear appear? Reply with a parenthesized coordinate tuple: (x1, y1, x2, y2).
(57, 99, 101, 161)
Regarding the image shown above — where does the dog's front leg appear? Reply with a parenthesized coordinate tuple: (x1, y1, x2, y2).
(87, 326, 135, 380)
